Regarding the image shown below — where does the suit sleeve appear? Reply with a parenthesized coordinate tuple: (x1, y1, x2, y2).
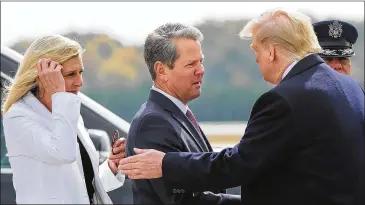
(3, 92, 80, 164)
(162, 91, 300, 192)
(129, 114, 240, 205)
(194, 192, 241, 205)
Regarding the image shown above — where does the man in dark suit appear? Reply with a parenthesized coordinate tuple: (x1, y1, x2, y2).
(125, 22, 240, 205)
(120, 9, 365, 205)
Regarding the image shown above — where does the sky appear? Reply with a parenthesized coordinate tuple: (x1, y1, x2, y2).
(1, 2, 364, 46)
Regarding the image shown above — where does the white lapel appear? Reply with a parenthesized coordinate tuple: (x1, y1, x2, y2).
(77, 118, 99, 169)
(76, 118, 112, 204)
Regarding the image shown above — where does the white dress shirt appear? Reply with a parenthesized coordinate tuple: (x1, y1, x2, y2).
(3, 91, 125, 204)
(282, 60, 298, 80)
(282, 53, 313, 80)
(151, 85, 189, 114)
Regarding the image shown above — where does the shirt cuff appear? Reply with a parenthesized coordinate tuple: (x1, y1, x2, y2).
(98, 159, 125, 192)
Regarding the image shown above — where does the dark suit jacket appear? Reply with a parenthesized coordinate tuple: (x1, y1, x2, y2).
(126, 89, 241, 205)
(162, 54, 365, 205)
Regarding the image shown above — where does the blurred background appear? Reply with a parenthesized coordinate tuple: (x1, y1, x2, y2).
(1, 2, 364, 145)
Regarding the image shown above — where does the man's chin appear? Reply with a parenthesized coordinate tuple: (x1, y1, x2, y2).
(191, 92, 201, 100)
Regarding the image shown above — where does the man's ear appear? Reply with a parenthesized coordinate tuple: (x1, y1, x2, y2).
(154, 61, 168, 82)
(268, 44, 276, 62)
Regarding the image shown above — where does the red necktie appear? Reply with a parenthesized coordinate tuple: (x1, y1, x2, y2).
(186, 109, 202, 136)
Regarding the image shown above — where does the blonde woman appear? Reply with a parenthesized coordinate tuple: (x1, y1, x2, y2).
(2, 35, 126, 204)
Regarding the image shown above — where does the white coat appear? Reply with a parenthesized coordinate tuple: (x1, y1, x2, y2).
(3, 92, 125, 204)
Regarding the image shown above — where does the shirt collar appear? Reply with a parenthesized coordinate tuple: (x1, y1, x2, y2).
(282, 60, 298, 80)
(282, 53, 313, 80)
(151, 85, 188, 114)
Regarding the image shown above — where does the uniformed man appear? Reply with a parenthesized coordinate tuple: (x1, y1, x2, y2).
(313, 20, 358, 75)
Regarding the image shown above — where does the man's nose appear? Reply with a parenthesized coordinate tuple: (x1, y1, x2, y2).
(328, 58, 343, 71)
(195, 64, 205, 76)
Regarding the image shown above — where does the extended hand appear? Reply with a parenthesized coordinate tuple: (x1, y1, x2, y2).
(118, 148, 165, 179)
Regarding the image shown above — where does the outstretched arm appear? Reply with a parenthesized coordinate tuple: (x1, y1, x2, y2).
(127, 114, 241, 205)
(162, 92, 297, 191)
(120, 92, 301, 193)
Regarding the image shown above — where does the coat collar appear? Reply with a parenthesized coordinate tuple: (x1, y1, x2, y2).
(23, 91, 52, 120)
(281, 54, 325, 83)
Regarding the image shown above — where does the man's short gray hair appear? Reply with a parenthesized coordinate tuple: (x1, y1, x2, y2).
(144, 22, 204, 80)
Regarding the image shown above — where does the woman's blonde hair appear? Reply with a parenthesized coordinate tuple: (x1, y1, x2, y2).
(239, 8, 321, 60)
(1, 35, 84, 115)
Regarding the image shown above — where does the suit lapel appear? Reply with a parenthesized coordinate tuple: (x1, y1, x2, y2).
(281, 54, 325, 83)
(198, 126, 213, 152)
(170, 112, 208, 152)
(149, 90, 208, 152)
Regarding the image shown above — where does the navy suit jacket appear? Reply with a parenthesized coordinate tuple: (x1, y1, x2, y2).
(126, 90, 241, 205)
(162, 54, 365, 205)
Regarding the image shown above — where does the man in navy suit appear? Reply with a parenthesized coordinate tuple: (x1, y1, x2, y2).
(125, 22, 240, 205)
(120, 10, 364, 205)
